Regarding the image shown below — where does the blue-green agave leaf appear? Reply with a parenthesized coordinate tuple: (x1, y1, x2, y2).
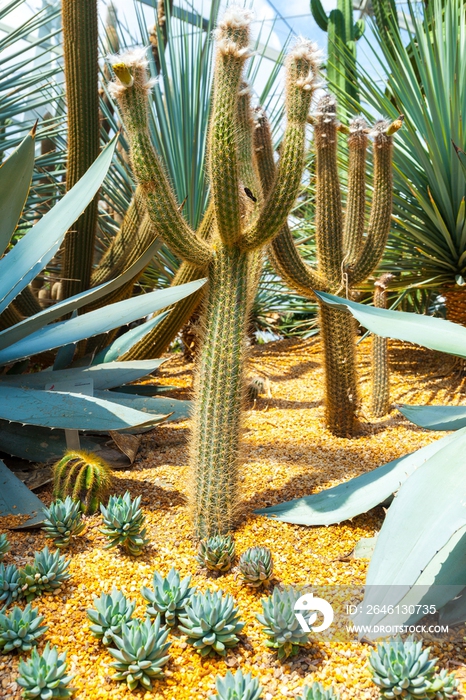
(94, 391, 191, 421)
(0, 421, 106, 462)
(92, 311, 169, 364)
(314, 291, 466, 359)
(0, 130, 35, 255)
(398, 404, 466, 431)
(0, 136, 117, 315)
(254, 429, 460, 525)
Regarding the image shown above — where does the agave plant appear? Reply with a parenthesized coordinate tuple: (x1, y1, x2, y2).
(100, 491, 149, 555)
(210, 669, 263, 700)
(369, 636, 459, 699)
(238, 546, 273, 587)
(86, 588, 136, 645)
(297, 683, 340, 700)
(0, 534, 10, 561)
(178, 589, 244, 657)
(197, 535, 236, 573)
(17, 642, 75, 700)
(18, 546, 70, 602)
(257, 586, 311, 660)
(141, 567, 196, 627)
(41, 496, 85, 548)
(0, 603, 47, 653)
(0, 563, 21, 607)
(107, 616, 171, 690)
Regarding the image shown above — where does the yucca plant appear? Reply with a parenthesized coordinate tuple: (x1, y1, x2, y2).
(141, 567, 196, 627)
(238, 546, 273, 587)
(197, 536, 236, 573)
(257, 586, 310, 660)
(41, 496, 85, 548)
(178, 589, 244, 657)
(0, 563, 21, 607)
(297, 682, 340, 700)
(86, 588, 135, 645)
(17, 642, 75, 699)
(0, 603, 47, 653)
(18, 547, 70, 603)
(52, 452, 113, 515)
(210, 669, 263, 700)
(100, 491, 149, 556)
(108, 616, 171, 690)
(0, 534, 10, 561)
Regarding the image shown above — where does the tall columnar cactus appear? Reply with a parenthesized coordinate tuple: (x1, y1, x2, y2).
(371, 273, 394, 417)
(61, 0, 100, 298)
(310, 0, 364, 112)
(108, 8, 319, 536)
(263, 97, 401, 436)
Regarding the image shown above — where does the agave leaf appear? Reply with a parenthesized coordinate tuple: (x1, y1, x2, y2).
(0, 386, 169, 431)
(92, 312, 169, 365)
(314, 291, 466, 358)
(398, 404, 466, 431)
(0, 279, 206, 366)
(452, 141, 466, 181)
(0, 130, 35, 255)
(94, 391, 191, 421)
(438, 585, 466, 626)
(0, 360, 165, 390)
(0, 136, 117, 315)
(254, 429, 460, 525)
(0, 420, 106, 462)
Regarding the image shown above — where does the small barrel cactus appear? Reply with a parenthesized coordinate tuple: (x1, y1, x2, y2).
(0, 533, 10, 561)
(141, 567, 196, 627)
(86, 588, 136, 645)
(41, 496, 85, 548)
(0, 603, 48, 653)
(197, 535, 235, 573)
(238, 546, 273, 587)
(0, 563, 21, 607)
(297, 682, 340, 700)
(108, 616, 171, 690)
(52, 449, 113, 514)
(178, 589, 244, 657)
(17, 642, 75, 699)
(257, 586, 311, 660)
(210, 669, 263, 700)
(18, 547, 71, 602)
(369, 635, 459, 699)
(100, 491, 149, 556)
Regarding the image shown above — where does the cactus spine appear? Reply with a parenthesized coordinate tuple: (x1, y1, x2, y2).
(265, 98, 401, 436)
(52, 450, 113, 514)
(109, 9, 319, 536)
(310, 0, 364, 112)
(61, 0, 100, 298)
(371, 273, 394, 417)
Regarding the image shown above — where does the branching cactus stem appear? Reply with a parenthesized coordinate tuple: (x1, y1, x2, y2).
(109, 8, 320, 535)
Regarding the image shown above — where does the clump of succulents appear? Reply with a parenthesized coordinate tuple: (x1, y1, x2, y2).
(297, 682, 340, 700)
(257, 586, 311, 660)
(17, 642, 75, 699)
(141, 567, 196, 627)
(238, 547, 273, 587)
(86, 588, 136, 645)
(0, 603, 47, 653)
(41, 496, 85, 549)
(108, 616, 171, 690)
(0, 534, 10, 561)
(52, 450, 113, 514)
(197, 535, 235, 573)
(100, 491, 149, 556)
(210, 669, 263, 700)
(0, 563, 21, 607)
(369, 635, 460, 699)
(18, 547, 71, 603)
(178, 589, 244, 657)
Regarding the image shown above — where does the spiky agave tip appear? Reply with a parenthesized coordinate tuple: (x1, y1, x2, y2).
(108, 48, 158, 98)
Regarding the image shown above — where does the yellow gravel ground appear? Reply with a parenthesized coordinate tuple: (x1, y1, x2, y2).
(1, 338, 466, 699)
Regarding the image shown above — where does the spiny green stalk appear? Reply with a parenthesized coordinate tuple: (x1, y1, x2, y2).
(61, 0, 100, 298)
(109, 9, 319, 536)
(371, 273, 394, 417)
(263, 97, 401, 437)
(52, 450, 113, 515)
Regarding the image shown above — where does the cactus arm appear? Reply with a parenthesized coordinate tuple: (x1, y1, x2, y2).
(241, 40, 320, 251)
(342, 118, 369, 266)
(236, 83, 262, 208)
(314, 95, 344, 290)
(310, 0, 329, 31)
(13, 286, 42, 319)
(61, 0, 100, 298)
(208, 15, 252, 246)
(109, 53, 213, 267)
(354, 19, 365, 41)
(349, 119, 401, 285)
